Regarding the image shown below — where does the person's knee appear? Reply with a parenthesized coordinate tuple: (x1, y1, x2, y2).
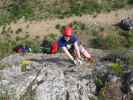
(79, 45, 85, 53)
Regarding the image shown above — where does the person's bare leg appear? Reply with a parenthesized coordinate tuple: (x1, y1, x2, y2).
(79, 45, 91, 60)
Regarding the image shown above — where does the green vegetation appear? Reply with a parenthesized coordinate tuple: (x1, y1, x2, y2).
(8, 0, 33, 19)
(127, 53, 133, 67)
(46, 33, 59, 42)
(0, 0, 133, 25)
(0, 39, 14, 59)
(0, 89, 14, 100)
(97, 83, 115, 100)
(0, 30, 59, 60)
(91, 28, 133, 49)
(0, 34, 40, 59)
(0, 96, 10, 100)
(56, 21, 133, 51)
(0, 0, 33, 26)
(111, 63, 124, 76)
(27, 0, 133, 19)
(0, 1, 133, 99)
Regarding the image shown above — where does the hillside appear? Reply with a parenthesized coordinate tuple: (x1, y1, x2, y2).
(0, 7, 133, 59)
(0, 7, 133, 38)
(0, 0, 133, 26)
(0, 0, 133, 100)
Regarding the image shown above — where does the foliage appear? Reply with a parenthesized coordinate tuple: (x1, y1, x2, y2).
(104, 32, 126, 49)
(119, 30, 133, 48)
(0, 35, 39, 59)
(0, 11, 11, 26)
(46, 33, 58, 42)
(0, 0, 33, 26)
(91, 27, 133, 49)
(0, 89, 15, 100)
(96, 78, 104, 87)
(127, 53, 133, 67)
(97, 83, 114, 100)
(43, 0, 131, 18)
(111, 63, 124, 76)
(0, 96, 10, 100)
(128, 0, 133, 4)
(95, 77, 105, 96)
(0, 39, 14, 59)
(70, 21, 86, 31)
(8, 0, 33, 19)
(0, 32, 59, 60)
(126, 31, 133, 48)
(0, 0, 133, 25)
(69, 1, 101, 16)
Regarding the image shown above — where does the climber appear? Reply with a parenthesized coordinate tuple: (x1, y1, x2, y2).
(51, 26, 93, 65)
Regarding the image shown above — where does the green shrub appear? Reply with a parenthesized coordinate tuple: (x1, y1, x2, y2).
(104, 32, 127, 49)
(0, 0, 33, 26)
(110, 0, 128, 9)
(97, 82, 123, 100)
(91, 28, 130, 49)
(91, 34, 105, 49)
(0, 0, 133, 26)
(97, 84, 111, 100)
(127, 31, 133, 48)
(127, 53, 133, 67)
(17, 37, 41, 53)
(0, 40, 13, 59)
(111, 63, 124, 76)
(47, 33, 58, 42)
(119, 30, 133, 48)
(0, 12, 11, 26)
(8, 0, 33, 19)
(0, 35, 40, 59)
(71, 21, 86, 31)
(0, 95, 10, 100)
(0, 31, 59, 60)
(95, 78, 104, 89)
(70, 1, 101, 15)
(128, 0, 133, 4)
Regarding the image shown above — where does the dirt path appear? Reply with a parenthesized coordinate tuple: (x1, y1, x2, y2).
(1, 7, 133, 39)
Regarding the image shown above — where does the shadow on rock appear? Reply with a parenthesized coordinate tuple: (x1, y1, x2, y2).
(29, 57, 72, 66)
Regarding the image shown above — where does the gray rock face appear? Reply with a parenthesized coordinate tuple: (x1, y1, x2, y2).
(1, 49, 131, 100)
(0, 54, 96, 100)
(0, 60, 41, 100)
(35, 64, 96, 100)
(0, 54, 24, 66)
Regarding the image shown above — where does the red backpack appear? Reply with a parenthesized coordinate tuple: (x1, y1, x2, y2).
(50, 41, 59, 54)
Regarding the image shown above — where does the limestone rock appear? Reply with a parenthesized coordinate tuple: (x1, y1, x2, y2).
(0, 54, 97, 100)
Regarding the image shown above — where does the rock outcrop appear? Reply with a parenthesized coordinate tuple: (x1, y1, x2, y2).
(0, 53, 97, 100)
(0, 49, 132, 100)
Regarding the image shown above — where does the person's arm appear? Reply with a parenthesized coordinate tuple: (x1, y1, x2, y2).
(73, 41, 81, 59)
(62, 46, 74, 61)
